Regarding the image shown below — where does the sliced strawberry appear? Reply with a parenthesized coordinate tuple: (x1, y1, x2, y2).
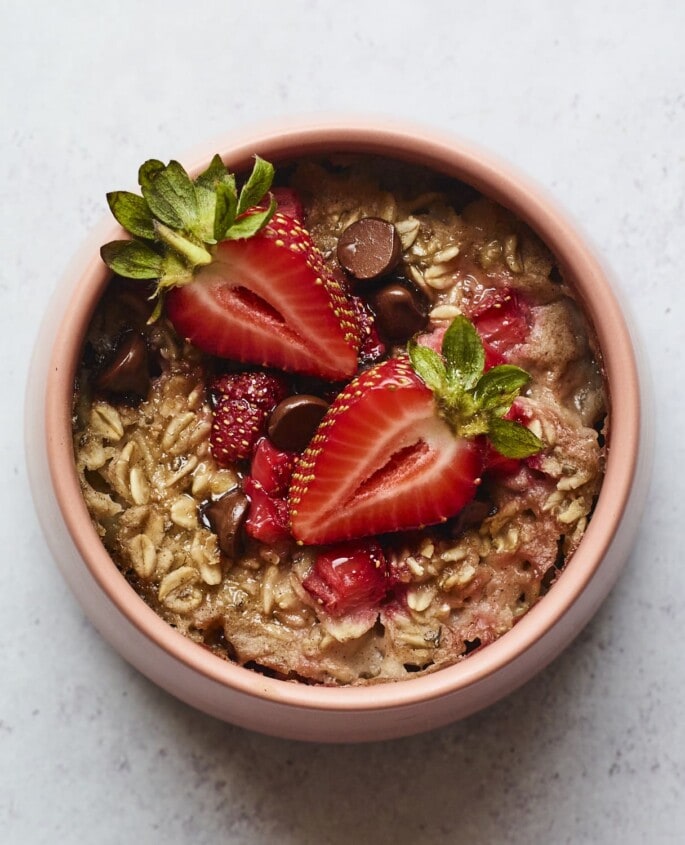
(244, 477, 291, 543)
(303, 541, 391, 616)
(464, 287, 530, 364)
(210, 371, 289, 465)
(250, 437, 295, 496)
(166, 211, 360, 380)
(289, 357, 482, 544)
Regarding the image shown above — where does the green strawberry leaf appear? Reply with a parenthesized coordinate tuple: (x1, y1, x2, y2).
(141, 179, 184, 229)
(194, 154, 228, 189)
(236, 156, 275, 215)
(474, 365, 531, 413)
(144, 160, 199, 232)
(407, 341, 447, 392)
(100, 240, 162, 279)
(224, 197, 277, 240)
(214, 179, 239, 241)
(138, 159, 165, 193)
(106, 191, 155, 240)
(441, 315, 485, 389)
(488, 418, 544, 458)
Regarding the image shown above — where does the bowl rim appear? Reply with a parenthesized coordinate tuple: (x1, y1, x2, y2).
(45, 119, 640, 712)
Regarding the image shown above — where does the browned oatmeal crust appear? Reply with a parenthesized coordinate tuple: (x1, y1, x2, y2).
(73, 156, 606, 685)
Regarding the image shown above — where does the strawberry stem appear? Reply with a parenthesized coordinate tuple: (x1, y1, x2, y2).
(153, 221, 213, 268)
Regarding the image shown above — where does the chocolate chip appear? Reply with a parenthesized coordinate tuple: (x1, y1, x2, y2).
(268, 395, 329, 452)
(446, 497, 497, 539)
(94, 332, 150, 399)
(203, 490, 250, 559)
(369, 283, 428, 343)
(336, 217, 401, 281)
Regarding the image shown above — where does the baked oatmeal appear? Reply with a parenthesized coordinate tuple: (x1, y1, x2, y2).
(72, 154, 606, 684)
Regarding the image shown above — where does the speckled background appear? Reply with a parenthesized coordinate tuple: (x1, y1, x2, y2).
(2, 1, 683, 842)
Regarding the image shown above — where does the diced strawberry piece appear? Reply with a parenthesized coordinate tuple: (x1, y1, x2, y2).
(303, 541, 390, 616)
(250, 437, 295, 496)
(481, 443, 521, 476)
(465, 287, 530, 362)
(256, 187, 305, 221)
(289, 357, 482, 544)
(416, 325, 446, 354)
(166, 211, 360, 380)
(243, 477, 291, 543)
(271, 187, 305, 222)
(209, 371, 289, 465)
(350, 295, 386, 365)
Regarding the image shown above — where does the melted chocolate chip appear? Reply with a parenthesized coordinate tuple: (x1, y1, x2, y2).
(337, 217, 401, 281)
(369, 283, 429, 343)
(94, 332, 150, 399)
(268, 395, 329, 452)
(446, 498, 497, 539)
(203, 490, 250, 558)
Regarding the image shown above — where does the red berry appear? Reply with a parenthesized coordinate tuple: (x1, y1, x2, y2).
(270, 187, 305, 222)
(303, 541, 391, 616)
(166, 212, 360, 380)
(209, 372, 289, 465)
(250, 437, 295, 496)
(289, 357, 481, 545)
(243, 477, 291, 543)
(465, 287, 530, 363)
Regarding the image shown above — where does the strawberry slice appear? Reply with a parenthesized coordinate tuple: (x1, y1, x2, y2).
(289, 357, 482, 544)
(166, 211, 360, 380)
(303, 541, 391, 616)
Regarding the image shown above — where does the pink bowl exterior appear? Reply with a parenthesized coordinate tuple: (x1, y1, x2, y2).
(25, 119, 652, 742)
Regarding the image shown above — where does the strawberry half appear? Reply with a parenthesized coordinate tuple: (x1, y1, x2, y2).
(289, 357, 482, 544)
(290, 316, 544, 545)
(166, 212, 360, 379)
(100, 155, 360, 381)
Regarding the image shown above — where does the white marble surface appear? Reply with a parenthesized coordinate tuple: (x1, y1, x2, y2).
(1, 0, 683, 842)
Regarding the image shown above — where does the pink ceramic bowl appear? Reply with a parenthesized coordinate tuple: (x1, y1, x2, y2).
(25, 120, 652, 742)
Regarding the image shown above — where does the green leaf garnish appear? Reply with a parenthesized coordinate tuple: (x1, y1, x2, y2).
(236, 156, 275, 215)
(213, 179, 239, 241)
(138, 159, 165, 193)
(100, 240, 163, 279)
(441, 316, 485, 390)
(407, 341, 447, 392)
(106, 192, 155, 240)
(100, 153, 278, 321)
(488, 418, 544, 458)
(224, 196, 277, 241)
(474, 365, 531, 414)
(408, 315, 544, 459)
